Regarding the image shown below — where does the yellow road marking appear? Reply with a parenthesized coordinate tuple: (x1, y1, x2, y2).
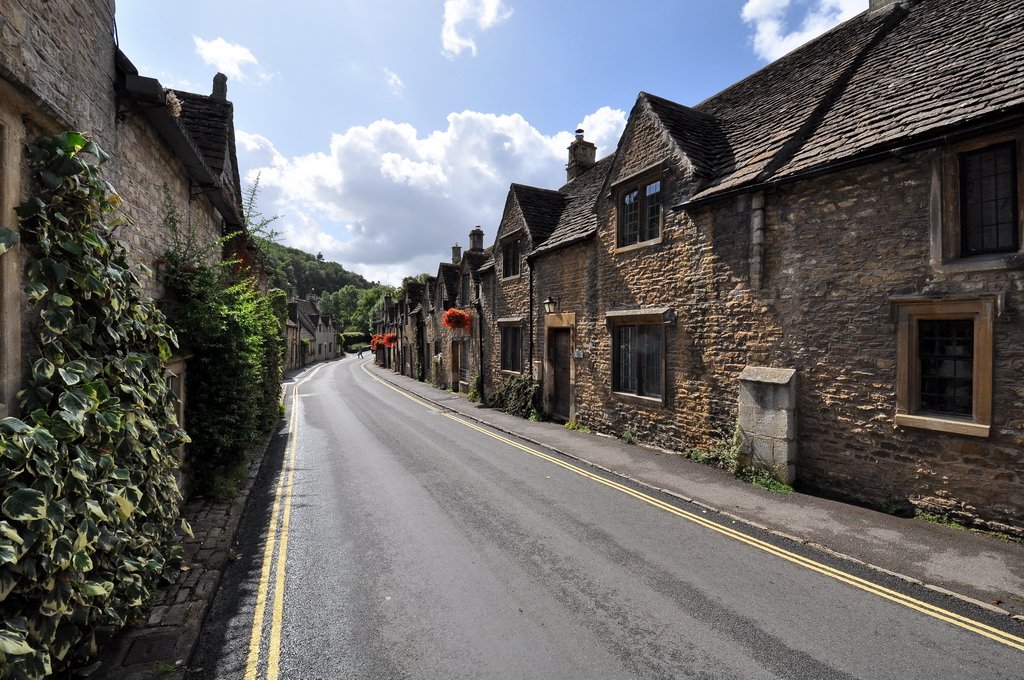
(362, 362, 1024, 653)
(245, 366, 320, 679)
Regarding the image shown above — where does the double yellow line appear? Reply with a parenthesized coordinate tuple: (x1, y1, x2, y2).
(362, 362, 1024, 653)
(244, 366, 320, 680)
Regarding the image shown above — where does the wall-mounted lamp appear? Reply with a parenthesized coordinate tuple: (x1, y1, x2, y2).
(542, 296, 558, 314)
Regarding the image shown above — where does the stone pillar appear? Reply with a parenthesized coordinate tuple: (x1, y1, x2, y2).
(738, 366, 798, 484)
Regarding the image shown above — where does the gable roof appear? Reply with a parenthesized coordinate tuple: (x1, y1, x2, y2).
(509, 184, 566, 244)
(437, 262, 460, 302)
(531, 154, 615, 258)
(657, 0, 1024, 206)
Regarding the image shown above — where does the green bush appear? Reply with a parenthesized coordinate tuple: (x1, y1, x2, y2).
(0, 133, 189, 679)
(488, 374, 539, 419)
(161, 260, 285, 494)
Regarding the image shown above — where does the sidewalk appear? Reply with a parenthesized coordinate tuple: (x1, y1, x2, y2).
(367, 362, 1024, 622)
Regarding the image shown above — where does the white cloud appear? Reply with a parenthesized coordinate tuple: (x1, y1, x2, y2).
(441, 0, 513, 57)
(741, 0, 868, 61)
(193, 37, 262, 81)
(383, 68, 405, 96)
(236, 108, 625, 286)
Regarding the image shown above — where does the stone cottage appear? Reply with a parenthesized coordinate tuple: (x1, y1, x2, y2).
(0, 1, 256, 478)
(386, 0, 1024, 534)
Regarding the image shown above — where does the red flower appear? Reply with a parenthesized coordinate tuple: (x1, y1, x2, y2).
(383, 333, 398, 347)
(443, 308, 471, 331)
(370, 334, 383, 350)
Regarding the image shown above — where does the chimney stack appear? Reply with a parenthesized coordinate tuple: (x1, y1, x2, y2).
(567, 128, 597, 181)
(452, 243, 462, 264)
(212, 72, 228, 99)
(468, 227, 484, 251)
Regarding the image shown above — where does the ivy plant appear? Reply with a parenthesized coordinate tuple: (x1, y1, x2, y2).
(0, 133, 189, 680)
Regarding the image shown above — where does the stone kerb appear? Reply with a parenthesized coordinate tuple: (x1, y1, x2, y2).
(738, 366, 798, 484)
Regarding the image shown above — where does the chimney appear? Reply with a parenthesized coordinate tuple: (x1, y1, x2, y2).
(567, 128, 597, 181)
(306, 289, 317, 304)
(468, 227, 484, 251)
(452, 243, 462, 264)
(212, 72, 228, 99)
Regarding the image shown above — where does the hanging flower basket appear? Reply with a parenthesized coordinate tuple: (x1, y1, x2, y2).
(370, 334, 383, 351)
(383, 333, 398, 347)
(443, 308, 471, 331)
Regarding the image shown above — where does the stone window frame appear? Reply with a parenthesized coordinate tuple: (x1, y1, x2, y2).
(501, 235, 522, 279)
(497, 317, 524, 374)
(930, 130, 1024, 273)
(611, 163, 666, 253)
(892, 295, 996, 438)
(605, 308, 675, 405)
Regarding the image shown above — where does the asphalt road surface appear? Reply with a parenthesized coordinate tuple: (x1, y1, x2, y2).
(188, 357, 1024, 679)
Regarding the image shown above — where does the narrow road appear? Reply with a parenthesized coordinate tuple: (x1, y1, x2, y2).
(188, 357, 1024, 679)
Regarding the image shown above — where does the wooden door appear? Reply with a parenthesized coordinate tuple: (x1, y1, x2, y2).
(551, 329, 571, 420)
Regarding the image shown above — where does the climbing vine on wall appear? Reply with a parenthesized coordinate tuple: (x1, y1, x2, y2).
(0, 133, 190, 680)
(160, 191, 285, 496)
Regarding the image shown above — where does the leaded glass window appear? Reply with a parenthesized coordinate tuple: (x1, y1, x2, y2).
(960, 142, 1018, 256)
(919, 319, 973, 416)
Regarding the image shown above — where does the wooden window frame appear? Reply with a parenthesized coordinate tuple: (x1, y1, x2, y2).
(502, 238, 522, 279)
(931, 131, 1024, 273)
(499, 322, 523, 373)
(893, 296, 995, 437)
(612, 164, 666, 252)
(606, 309, 673, 404)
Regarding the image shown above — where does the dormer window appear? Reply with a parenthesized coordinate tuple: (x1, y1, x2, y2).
(502, 238, 521, 278)
(616, 173, 663, 249)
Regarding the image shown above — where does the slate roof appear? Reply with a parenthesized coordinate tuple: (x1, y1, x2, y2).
(437, 262, 460, 303)
(510, 184, 566, 244)
(463, 250, 493, 279)
(653, 0, 1024, 205)
(173, 89, 244, 216)
(531, 155, 615, 258)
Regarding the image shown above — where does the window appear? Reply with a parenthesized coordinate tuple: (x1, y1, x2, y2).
(960, 142, 1018, 256)
(460, 342, 470, 383)
(619, 179, 662, 247)
(502, 238, 521, 278)
(461, 273, 471, 305)
(933, 136, 1023, 272)
(613, 323, 662, 399)
(894, 297, 995, 437)
(500, 325, 522, 372)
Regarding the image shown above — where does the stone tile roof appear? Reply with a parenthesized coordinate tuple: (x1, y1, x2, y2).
(531, 155, 615, 258)
(666, 0, 1024, 204)
(510, 184, 566, 245)
(437, 262, 460, 303)
(172, 89, 243, 214)
(463, 250, 493, 279)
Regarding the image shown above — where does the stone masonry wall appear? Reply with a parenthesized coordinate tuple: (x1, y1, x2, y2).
(761, 151, 1024, 531)
(487, 198, 532, 398)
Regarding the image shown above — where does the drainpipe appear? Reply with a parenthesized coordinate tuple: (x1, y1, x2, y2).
(528, 260, 535, 372)
(476, 296, 485, 399)
(750, 191, 765, 290)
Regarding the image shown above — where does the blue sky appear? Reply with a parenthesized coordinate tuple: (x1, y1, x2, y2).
(116, 0, 867, 285)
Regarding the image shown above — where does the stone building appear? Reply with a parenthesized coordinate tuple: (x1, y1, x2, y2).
(386, 0, 1024, 534)
(0, 0, 248, 421)
(289, 292, 341, 366)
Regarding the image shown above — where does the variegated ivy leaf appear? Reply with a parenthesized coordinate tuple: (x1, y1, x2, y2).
(1, 417, 31, 434)
(24, 281, 49, 302)
(84, 500, 108, 522)
(0, 628, 35, 655)
(2, 488, 47, 522)
(0, 225, 19, 256)
(0, 540, 17, 566)
(51, 623, 79, 661)
(0, 521, 23, 545)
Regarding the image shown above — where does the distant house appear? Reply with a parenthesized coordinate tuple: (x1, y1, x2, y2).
(289, 291, 341, 367)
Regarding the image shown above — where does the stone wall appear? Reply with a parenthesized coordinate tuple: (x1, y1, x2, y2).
(759, 151, 1024, 531)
